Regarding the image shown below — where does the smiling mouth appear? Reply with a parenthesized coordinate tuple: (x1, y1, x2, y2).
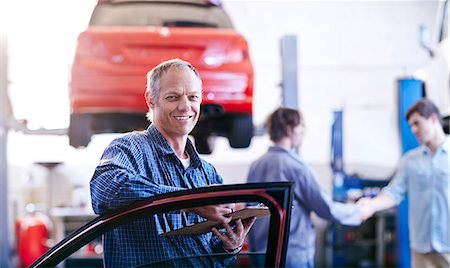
(174, 115, 193, 121)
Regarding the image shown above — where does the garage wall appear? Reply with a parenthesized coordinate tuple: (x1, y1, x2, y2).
(221, 0, 438, 177)
(4, 0, 439, 194)
(6, 0, 96, 129)
(3, 0, 439, 188)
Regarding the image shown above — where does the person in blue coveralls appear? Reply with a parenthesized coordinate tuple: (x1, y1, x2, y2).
(90, 58, 255, 267)
(247, 107, 363, 268)
(358, 99, 449, 268)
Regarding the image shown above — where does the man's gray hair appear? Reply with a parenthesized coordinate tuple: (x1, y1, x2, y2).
(145, 58, 202, 120)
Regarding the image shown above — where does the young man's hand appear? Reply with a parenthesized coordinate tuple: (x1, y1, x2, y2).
(356, 197, 375, 221)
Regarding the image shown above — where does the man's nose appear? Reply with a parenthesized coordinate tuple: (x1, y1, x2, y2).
(177, 96, 190, 111)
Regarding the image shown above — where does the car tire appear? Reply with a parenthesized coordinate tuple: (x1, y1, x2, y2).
(69, 114, 92, 148)
(228, 114, 253, 148)
(194, 134, 215, 154)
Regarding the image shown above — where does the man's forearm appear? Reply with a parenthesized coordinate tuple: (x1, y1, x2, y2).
(370, 193, 397, 212)
(91, 168, 184, 214)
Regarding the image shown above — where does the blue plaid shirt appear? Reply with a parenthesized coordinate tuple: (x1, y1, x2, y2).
(90, 125, 235, 267)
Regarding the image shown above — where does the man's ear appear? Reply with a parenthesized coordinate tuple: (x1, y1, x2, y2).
(430, 113, 439, 123)
(144, 91, 155, 108)
(286, 126, 293, 137)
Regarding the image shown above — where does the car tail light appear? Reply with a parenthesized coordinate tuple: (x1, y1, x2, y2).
(203, 47, 246, 67)
(75, 34, 110, 59)
(225, 47, 246, 63)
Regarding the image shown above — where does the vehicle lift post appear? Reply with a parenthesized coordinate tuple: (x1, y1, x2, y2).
(397, 77, 424, 268)
(280, 35, 299, 110)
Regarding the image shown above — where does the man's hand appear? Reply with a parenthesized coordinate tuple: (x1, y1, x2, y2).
(357, 197, 375, 221)
(212, 217, 256, 252)
(189, 203, 235, 224)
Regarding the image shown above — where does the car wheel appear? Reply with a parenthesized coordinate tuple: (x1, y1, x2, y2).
(194, 134, 215, 154)
(228, 114, 253, 148)
(69, 114, 92, 148)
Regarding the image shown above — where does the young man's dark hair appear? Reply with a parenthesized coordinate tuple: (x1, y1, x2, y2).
(266, 108, 302, 142)
(406, 98, 442, 124)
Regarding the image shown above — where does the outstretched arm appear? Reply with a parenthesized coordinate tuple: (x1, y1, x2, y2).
(357, 193, 396, 221)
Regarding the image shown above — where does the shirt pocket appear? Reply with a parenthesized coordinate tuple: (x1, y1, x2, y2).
(409, 164, 429, 190)
(435, 165, 449, 189)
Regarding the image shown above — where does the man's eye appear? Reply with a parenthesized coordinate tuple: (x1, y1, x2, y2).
(189, 95, 200, 101)
(166, 96, 177, 100)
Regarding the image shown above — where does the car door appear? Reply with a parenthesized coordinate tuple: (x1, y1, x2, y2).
(30, 182, 292, 268)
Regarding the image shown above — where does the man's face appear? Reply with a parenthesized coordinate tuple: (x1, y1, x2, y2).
(407, 112, 435, 145)
(290, 123, 306, 148)
(147, 67, 202, 140)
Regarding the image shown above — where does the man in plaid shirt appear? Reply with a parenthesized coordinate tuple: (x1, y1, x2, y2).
(90, 59, 255, 267)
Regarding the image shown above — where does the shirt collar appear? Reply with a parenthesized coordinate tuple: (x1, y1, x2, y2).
(421, 135, 450, 155)
(268, 145, 301, 158)
(441, 135, 450, 153)
(268, 145, 289, 153)
(146, 124, 201, 168)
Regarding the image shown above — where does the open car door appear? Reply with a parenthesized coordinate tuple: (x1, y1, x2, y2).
(31, 182, 292, 268)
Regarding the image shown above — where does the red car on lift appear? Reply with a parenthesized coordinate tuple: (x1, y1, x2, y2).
(69, 0, 254, 154)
